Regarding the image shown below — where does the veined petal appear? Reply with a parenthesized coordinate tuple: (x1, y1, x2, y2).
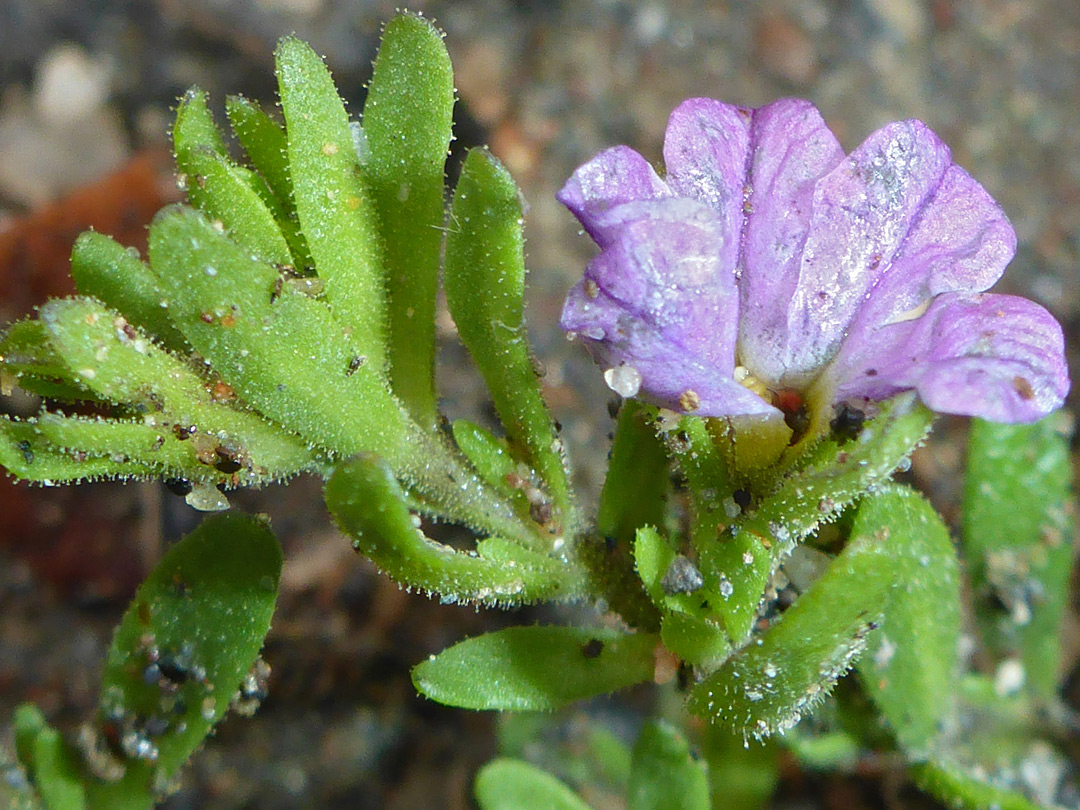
(559, 197, 769, 416)
(736, 99, 845, 384)
(847, 162, 1017, 337)
(557, 145, 670, 247)
(830, 293, 1069, 423)
(781, 120, 951, 381)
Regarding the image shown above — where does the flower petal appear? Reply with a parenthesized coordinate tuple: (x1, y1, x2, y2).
(559, 197, 774, 417)
(830, 293, 1069, 423)
(736, 99, 845, 385)
(557, 145, 670, 246)
(846, 163, 1017, 337)
(780, 120, 952, 381)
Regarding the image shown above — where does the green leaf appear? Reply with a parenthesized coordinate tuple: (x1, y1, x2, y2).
(170, 86, 227, 158)
(688, 513, 899, 739)
(275, 36, 385, 366)
(224, 94, 313, 269)
(326, 454, 582, 605)
(660, 612, 731, 671)
(475, 759, 594, 810)
(700, 393, 933, 642)
(855, 485, 960, 755)
(412, 625, 658, 711)
(700, 724, 778, 810)
(174, 88, 295, 268)
(0, 418, 158, 482)
(444, 148, 572, 531)
(224, 95, 293, 210)
(27, 726, 87, 810)
(0, 318, 93, 401)
(70, 232, 190, 353)
(80, 513, 281, 808)
(28, 296, 316, 485)
(628, 720, 709, 810)
(962, 413, 1074, 698)
(364, 13, 454, 428)
(913, 761, 1045, 810)
(596, 401, 669, 547)
(451, 419, 528, 507)
(147, 206, 526, 539)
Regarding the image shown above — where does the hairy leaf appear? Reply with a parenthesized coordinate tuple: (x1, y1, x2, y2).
(963, 414, 1074, 698)
(364, 13, 454, 427)
(326, 454, 581, 605)
(412, 625, 657, 711)
(445, 148, 572, 531)
(79, 514, 281, 808)
(855, 485, 960, 755)
(275, 36, 385, 365)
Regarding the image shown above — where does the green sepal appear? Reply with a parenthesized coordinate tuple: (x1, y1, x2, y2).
(79, 514, 281, 808)
(962, 413, 1074, 699)
(628, 720, 709, 810)
(701, 393, 933, 642)
(70, 232, 190, 353)
(475, 759, 594, 810)
(688, 508, 900, 739)
(326, 454, 582, 606)
(363, 13, 454, 428)
(444, 148, 572, 531)
(412, 625, 658, 711)
(854, 485, 960, 756)
(275, 36, 386, 366)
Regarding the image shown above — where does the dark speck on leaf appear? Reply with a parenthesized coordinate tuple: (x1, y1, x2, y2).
(581, 638, 604, 659)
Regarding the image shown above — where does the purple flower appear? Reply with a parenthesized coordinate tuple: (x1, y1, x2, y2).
(559, 98, 1069, 424)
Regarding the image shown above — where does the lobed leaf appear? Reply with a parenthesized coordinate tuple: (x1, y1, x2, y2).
(147, 206, 526, 538)
(412, 625, 658, 711)
(70, 232, 190, 353)
(962, 413, 1074, 699)
(363, 13, 455, 428)
(275, 36, 386, 366)
(326, 454, 582, 606)
(444, 148, 572, 531)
